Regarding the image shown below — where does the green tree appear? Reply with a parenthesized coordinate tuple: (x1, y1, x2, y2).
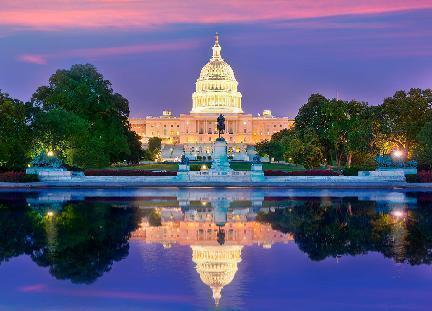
(415, 121, 432, 169)
(32, 64, 142, 168)
(147, 136, 162, 161)
(148, 137, 162, 154)
(255, 138, 284, 161)
(295, 94, 333, 162)
(0, 91, 34, 170)
(295, 94, 375, 169)
(325, 99, 374, 169)
(281, 129, 324, 168)
(376, 88, 432, 157)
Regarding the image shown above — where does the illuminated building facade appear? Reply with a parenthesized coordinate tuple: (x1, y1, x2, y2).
(130, 34, 294, 160)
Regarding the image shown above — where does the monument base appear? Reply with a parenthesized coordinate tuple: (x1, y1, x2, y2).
(209, 139, 232, 174)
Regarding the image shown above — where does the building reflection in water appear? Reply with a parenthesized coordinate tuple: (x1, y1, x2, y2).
(131, 196, 292, 306)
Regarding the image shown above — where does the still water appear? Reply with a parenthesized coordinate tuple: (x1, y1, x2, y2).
(0, 188, 432, 310)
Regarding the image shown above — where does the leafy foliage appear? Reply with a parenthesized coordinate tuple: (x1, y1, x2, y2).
(32, 64, 143, 168)
(0, 91, 35, 171)
(376, 88, 432, 156)
(415, 122, 432, 169)
(257, 197, 432, 264)
(32, 203, 138, 283)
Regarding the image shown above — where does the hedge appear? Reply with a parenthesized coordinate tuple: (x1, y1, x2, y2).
(264, 170, 339, 176)
(0, 172, 39, 182)
(85, 170, 177, 176)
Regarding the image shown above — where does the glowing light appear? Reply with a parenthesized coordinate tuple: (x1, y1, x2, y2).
(392, 150, 404, 158)
(391, 210, 406, 219)
(46, 211, 54, 217)
(47, 151, 54, 157)
(201, 165, 208, 170)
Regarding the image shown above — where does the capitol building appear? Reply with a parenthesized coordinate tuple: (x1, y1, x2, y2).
(130, 34, 293, 160)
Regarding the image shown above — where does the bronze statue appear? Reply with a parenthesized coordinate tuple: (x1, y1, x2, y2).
(217, 114, 225, 139)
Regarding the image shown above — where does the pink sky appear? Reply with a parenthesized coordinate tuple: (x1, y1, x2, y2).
(16, 39, 201, 64)
(2, 0, 432, 31)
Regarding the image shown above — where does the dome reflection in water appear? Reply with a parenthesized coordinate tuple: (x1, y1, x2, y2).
(0, 188, 431, 309)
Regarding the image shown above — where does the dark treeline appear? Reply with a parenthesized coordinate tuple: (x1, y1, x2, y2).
(257, 195, 432, 264)
(256, 90, 432, 170)
(0, 64, 144, 171)
(0, 201, 147, 284)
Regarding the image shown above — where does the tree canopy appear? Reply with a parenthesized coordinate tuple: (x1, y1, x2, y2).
(376, 88, 432, 156)
(32, 64, 143, 168)
(0, 91, 35, 171)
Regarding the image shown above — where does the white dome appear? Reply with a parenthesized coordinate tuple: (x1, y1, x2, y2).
(199, 59, 236, 82)
(191, 33, 243, 114)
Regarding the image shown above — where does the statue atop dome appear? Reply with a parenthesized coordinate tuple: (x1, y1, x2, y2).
(212, 32, 222, 60)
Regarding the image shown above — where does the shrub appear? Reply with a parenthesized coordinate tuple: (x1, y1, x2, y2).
(85, 170, 177, 176)
(264, 170, 339, 176)
(0, 171, 39, 182)
(418, 171, 432, 183)
(406, 174, 418, 183)
(343, 165, 375, 176)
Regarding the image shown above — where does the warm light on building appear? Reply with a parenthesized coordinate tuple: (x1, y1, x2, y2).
(131, 207, 292, 306)
(129, 34, 294, 160)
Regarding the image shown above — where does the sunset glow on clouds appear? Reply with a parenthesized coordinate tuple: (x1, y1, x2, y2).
(16, 39, 202, 65)
(1, 1, 432, 117)
(1, 0, 432, 30)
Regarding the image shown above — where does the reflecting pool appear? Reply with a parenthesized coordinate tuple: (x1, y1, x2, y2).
(1, 188, 432, 310)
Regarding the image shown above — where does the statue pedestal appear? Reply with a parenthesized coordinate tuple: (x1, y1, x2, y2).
(251, 163, 265, 181)
(209, 139, 232, 174)
(178, 164, 190, 172)
(177, 164, 190, 181)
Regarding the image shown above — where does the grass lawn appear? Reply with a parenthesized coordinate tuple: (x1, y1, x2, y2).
(262, 163, 304, 171)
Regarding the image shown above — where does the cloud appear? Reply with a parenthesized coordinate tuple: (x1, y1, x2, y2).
(1, 0, 432, 31)
(18, 284, 47, 292)
(17, 54, 47, 65)
(16, 39, 200, 64)
(17, 284, 192, 303)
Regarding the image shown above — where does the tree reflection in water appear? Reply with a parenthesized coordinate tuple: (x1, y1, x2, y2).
(0, 202, 140, 284)
(1, 192, 432, 287)
(0, 204, 45, 264)
(257, 196, 432, 265)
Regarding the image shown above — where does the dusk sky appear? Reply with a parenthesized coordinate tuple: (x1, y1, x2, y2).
(1, 1, 432, 118)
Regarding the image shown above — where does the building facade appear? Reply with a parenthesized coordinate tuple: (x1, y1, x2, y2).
(130, 34, 294, 160)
